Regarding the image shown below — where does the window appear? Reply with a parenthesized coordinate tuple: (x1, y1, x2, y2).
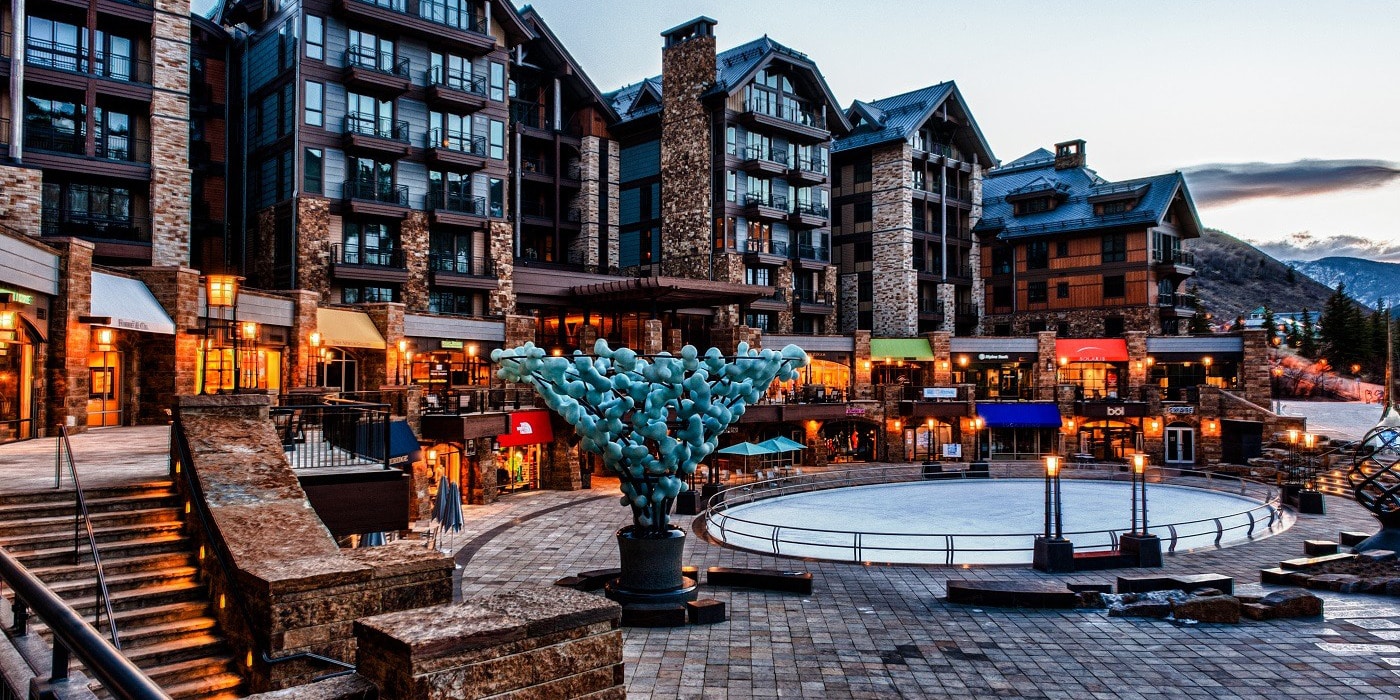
(747, 176, 771, 205)
(1026, 241, 1048, 269)
(726, 126, 737, 155)
(430, 110, 475, 151)
(26, 17, 87, 73)
(1056, 281, 1069, 299)
(1103, 275, 1125, 298)
(1018, 198, 1050, 214)
(1104, 317, 1125, 337)
(304, 148, 323, 194)
(347, 29, 393, 72)
(745, 267, 770, 286)
(347, 92, 393, 136)
(94, 106, 133, 160)
(714, 216, 737, 250)
(991, 247, 1012, 275)
(1101, 233, 1126, 263)
(854, 202, 872, 223)
(743, 313, 771, 332)
(489, 62, 505, 101)
(1099, 200, 1132, 215)
(343, 221, 397, 265)
(429, 170, 476, 213)
(24, 94, 85, 154)
(95, 30, 136, 81)
(726, 171, 737, 202)
(305, 16, 324, 59)
(305, 81, 323, 126)
(489, 119, 505, 159)
(992, 285, 1012, 309)
(854, 158, 872, 183)
(857, 273, 872, 302)
(1028, 281, 1047, 303)
(343, 286, 397, 304)
(488, 177, 504, 217)
(1056, 240, 1069, 257)
(430, 290, 482, 315)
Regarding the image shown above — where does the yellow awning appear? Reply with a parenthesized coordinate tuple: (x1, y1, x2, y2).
(870, 338, 934, 361)
(317, 308, 386, 349)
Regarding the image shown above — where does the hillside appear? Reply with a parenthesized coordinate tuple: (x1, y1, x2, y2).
(1181, 228, 1335, 320)
(1292, 257, 1400, 311)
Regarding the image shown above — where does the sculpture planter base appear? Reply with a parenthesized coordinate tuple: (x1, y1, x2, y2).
(605, 525, 698, 610)
(1353, 526, 1400, 553)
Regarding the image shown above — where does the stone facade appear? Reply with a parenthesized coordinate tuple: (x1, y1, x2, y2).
(968, 163, 986, 328)
(488, 221, 515, 315)
(0, 165, 43, 238)
(839, 273, 859, 333)
(605, 140, 621, 272)
(1034, 331, 1058, 401)
(658, 29, 716, 280)
(870, 142, 916, 337)
(354, 588, 623, 700)
(151, 0, 193, 266)
(983, 306, 1161, 338)
(46, 238, 95, 430)
(400, 212, 430, 311)
(576, 136, 604, 273)
(362, 303, 406, 389)
(286, 290, 321, 389)
(504, 314, 537, 348)
(130, 266, 201, 422)
(294, 197, 331, 301)
(1239, 329, 1272, 407)
(774, 264, 794, 333)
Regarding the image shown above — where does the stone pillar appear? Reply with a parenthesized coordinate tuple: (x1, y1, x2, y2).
(0, 165, 43, 237)
(294, 197, 331, 299)
(928, 331, 951, 385)
(658, 20, 716, 280)
(362, 303, 406, 389)
(47, 238, 95, 431)
(400, 211, 430, 311)
(504, 314, 537, 348)
(287, 290, 321, 389)
(541, 415, 581, 491)
(1035, 330, 1058, 402)
(1240, 329, 1272, 408)
(150, 0, 193, 266)
(604, 141, 621, 273)
(576, 136, 603, 273)
(1125, 330, 1148, 397)
(839, 272, 858, 333)
(804, 419, 827, 467)
(853, 331, 872, 400)
(775, 263, 794, 334)
(130, 266, 201, 423)
(666, 327, 683, 353)
(871, 142, 916, 337)
(968, 163, 986, 335)
(354, 589, 623, 700)
(709, 325, 746, 356)
(579, 324, 599, 352)
(488, 221, 516, 315)
(640, 319, 664, 355)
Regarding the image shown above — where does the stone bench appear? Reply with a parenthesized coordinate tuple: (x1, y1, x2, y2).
(706, 567, 813, 594)
(1118, 573, 1233, 595)
(1072, 549, 1128, 571)
(1303, 540, 1339, 557)
(945, 579, 1078, 608)
(1339, 531, 1371, 548)
(1279, 553, 1356, 570)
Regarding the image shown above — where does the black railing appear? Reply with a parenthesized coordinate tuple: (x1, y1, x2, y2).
(795, 156, 827, 174)
(53, 426, 120, 650)
(272, 403, 390, 470)
(744, 192, 788, 210)
(342, 178, 409, 206)
(427, 184, 486, 215)
(521, 156, 550, 175)
(428, 65, 487, 96)
(955, 302, 979, 316)
(1158, 292, 1198, 308)
(25, 38, 152, 83)
(918, 142, 957, 159)
(794, 288, 831, 305)
(332, 242, 403, 268)
(345, 113, 410, 142)
(520, 201, 551, 219)
(427, 128, 486, 155)
(96, 134, 151, 163)
(422, 386, 542, 415)
(796, 243, 830, 261)
(429, 253, 492, 276)
(742, 144, 788, 166)
(743, 238, 789, 256)
(344, 47, 411, 79)
(744, 98, 826, 130)
(1153, 249, 1195, 265)
(416, 0, 486, 33)
(41, 213, 151, 243)
(24, 126, 84, 155)
(510, 102, 541, 128)
(791, 201, 829, 218)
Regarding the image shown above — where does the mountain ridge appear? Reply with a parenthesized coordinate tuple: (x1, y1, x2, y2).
(1181, 228, 1336, 321)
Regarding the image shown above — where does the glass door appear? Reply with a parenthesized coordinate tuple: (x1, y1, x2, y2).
(87, 351, 121, 427)
(1165, 424, 1195, 465)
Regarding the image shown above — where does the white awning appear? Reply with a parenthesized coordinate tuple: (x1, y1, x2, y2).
(89, 272, 176, 335)
(317, 308, 386, 349)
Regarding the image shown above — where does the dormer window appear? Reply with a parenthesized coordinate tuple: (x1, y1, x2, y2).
(1096, 199, 1135, 215)
(1014, 197, 1054, 215)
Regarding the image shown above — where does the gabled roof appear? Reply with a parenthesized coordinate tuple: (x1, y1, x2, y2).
(832, 82, 996, 165)
(518, 5, 619, 124)
(976, 149, 1203, 241)
(606, 78, 663, 124)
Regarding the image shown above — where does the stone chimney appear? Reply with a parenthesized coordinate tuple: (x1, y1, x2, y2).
(659, 17, 717, 280)
(1054, 139, 1086, 170)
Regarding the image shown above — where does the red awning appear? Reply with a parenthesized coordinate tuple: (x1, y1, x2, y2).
(497, 409, 555, 447)
(1055, 338, 1130, 363)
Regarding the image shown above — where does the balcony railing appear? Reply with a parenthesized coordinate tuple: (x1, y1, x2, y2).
(416, 0, 486, 33)
(956, 303, 979, 317)
(794, 288, 832, 305)
(429, 65, 487, 95)
(510, 102, 541, 128)
(427, 128, 486, 155)
(918, 142, 958, 159)
(796, 243, 830, 261)
(345, 47, 411, 79)
(742, 144, 788, 166)
(25, 38, 152, 83)
(795, 155, 827, 174)
(345, 113, 411, 142)
(1158, 292, 1198, 308)
(1153, 249, 1196, 266)
(42, 213, 151, 242)
(429, 253, 493, 277)
(791, 201, 829, 218)
(342, 178, 409, 206)
(743, 238, 789, 256)
(744, 192, 788, 209)
(24, 126, 84, 155)
(919, 298, 941, 314)
(427, 184, 486, 215)
(333, 242, 403, 268)
(744, 99, 826, 130)
(96, 134, 150, 163)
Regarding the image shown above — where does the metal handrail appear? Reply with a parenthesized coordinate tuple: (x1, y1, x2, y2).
(701, 464, 1286, 564)
(55, 426, 120, 649)
(0, 548, 169, 699)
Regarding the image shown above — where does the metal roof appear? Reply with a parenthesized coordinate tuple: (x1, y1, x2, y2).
(832, 82, 996, 165)
(1145, 336, 1245, 354)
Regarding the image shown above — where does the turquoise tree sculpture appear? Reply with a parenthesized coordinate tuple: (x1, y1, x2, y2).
(493, 339, 808, 536)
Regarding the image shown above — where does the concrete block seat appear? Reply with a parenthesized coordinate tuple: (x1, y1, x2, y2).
(945, 579, 1079, 608)
(1117, 573, 1234, 595)
(705, 567, 813, 594)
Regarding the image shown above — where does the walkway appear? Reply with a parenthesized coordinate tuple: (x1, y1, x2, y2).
(0, 426, 171, 493)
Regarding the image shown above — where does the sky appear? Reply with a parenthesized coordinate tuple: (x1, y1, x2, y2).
(518, 0, 1399, 258)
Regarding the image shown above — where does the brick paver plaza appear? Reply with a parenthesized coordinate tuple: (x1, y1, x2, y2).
(6, 429, 1400, 698)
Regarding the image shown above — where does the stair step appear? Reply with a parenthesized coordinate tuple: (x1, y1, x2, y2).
(112, 616, 219, 649)
(0, 481, 176, 508)
(0, 520, 185, 553)
(29, 601, 214, 645)
(160, 671, 244, 700)
(0, 491, 180, 521)
(0, 507, 182, 537)
(40, 566, 199, 601)
(14, 534, 191, 569)
(141, 654, 241, 690)
(28, 551, 197, 583)
(67, 580, 206, 616)
(122, 632, 228, 668)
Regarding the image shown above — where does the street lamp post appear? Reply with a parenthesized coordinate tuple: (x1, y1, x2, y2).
(307, 332, 321, 386)
(1033, 455, 1075, 572)
(202, 274, 241, 394)
(1272, 366, 1284, 414)
(1119, 453, 1163, 567)
(1298, 432, 1326, 514)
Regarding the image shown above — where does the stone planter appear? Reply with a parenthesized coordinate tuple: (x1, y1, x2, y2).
(605, 525, 697, 607)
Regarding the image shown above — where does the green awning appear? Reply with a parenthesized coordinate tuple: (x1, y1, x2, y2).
(870, 338, 934, 361)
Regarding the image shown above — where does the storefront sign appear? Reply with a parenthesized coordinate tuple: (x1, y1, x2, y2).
(922, 387, 959, 400)
(1167, 405, 1196, 415)
(941, 443, 962, 459)
(440, 340, 464, 349)
(0, 288, 35, 305)
(844, 405, 867, 416)
(1077, 402, 1149, 418)
(497, 409, 554, 446)
(977, 353, 1009, 361)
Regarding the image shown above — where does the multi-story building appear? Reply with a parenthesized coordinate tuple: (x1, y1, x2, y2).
(832, 82, 995, 337)
(976, 140, 1203, 337)
(609, 18, 850, 337)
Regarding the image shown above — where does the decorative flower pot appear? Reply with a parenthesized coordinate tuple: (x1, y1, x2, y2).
(615, 525, 686, 592)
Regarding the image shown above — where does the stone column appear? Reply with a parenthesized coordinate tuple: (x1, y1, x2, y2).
(504, 314, 537, 348)
(150, 0, 193, 267)
(362, 303, 406, 389)
(1125, 330, 1148, 397)
(1035, 330, 1058, 402)
(287, 290, 321, 389)
(1240, 329, 1272, 408)
(294, 197, 331, 299)
(928, 331, 951, 385)
(640, 319, 664, 355)
(853, 331, 872, 400)
(871, 142, 916, 337)
(666, 327, 683, 353)
(488, 221, 516, 315)
(579, 324, 599, 352)
(47, 238, 95, 431)
(400, 211, 430, 311)
(0, 165, 43, 237)
(541, 414, 581, 491)
(576, 136, 603, 273)
(659, 22, 716, 280)
(604, 141, 621, 272)
(130, 266, 201, 422)
(968, 163, 986, 335)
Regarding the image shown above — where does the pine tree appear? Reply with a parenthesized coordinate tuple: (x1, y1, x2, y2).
(1299, 308, 1318, 358)
(1187, 283, 1211, 334)
(1285, 266, 1297, 284)
(1261, 306, 1278, 346)
(1286, 320, 1300, 348)
(1320, 283, 1362, 370)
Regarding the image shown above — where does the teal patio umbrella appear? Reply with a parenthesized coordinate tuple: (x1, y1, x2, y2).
(757, 436, 806, 470)
(717, 441, 778, 479)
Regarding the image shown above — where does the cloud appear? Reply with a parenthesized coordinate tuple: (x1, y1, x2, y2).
(1181, 159, 1400, 207)
(1250, 231, 1400, 263)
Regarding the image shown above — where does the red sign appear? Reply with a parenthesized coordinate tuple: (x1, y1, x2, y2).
(1055, 338, 1130, 363)
(497, 409, 554, 447)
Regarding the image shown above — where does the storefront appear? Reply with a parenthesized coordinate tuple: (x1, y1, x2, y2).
(975, 403, 1062, 461)
(495, 409, 553, 491)
(870, 338, 934, 386)
(0, 291, 47, 443)
(766, 355, 852, 403)
(314, 308, 387, 393)
(905, 417, 957, 462)
(1055, 338, 1130, 400)
(950, 338, 1041, 401)
(820, 420, 880, 463)
(86, 272, 177, 427)
(195, 290, 295, 395)
(403, 314, 505, 411)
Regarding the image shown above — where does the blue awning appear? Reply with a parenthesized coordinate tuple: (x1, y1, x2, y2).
(976, 403, 1063, 429)
(388, 420, 423, 468)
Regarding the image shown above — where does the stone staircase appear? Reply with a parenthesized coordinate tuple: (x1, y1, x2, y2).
(0, 481, 245, 699)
